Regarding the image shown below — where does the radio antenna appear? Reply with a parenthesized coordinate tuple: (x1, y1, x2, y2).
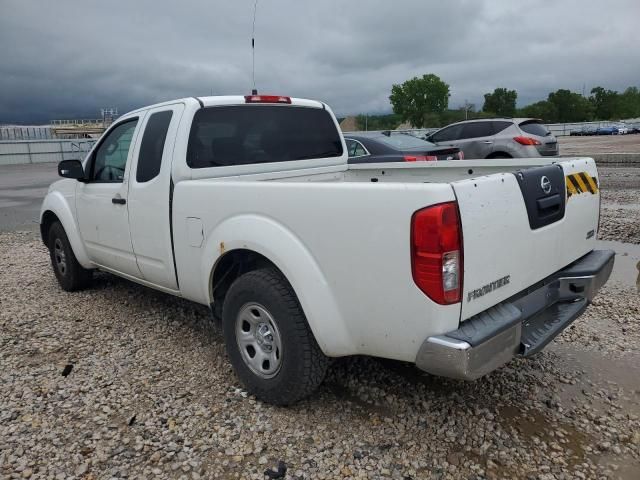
(251, 0, 259, 95)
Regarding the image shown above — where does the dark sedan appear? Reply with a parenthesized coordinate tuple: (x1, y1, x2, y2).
(596, 126, 618, 135)
(344, 132, 463, 164)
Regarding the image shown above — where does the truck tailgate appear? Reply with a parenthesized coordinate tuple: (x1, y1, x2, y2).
(453, 158, 600, 320)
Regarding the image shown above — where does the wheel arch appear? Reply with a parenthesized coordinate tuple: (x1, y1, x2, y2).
(201, 215, 354, 357)
(40, 192, 92, 268)
(40, 210, 60, 247)
(209, 248, 279, 317)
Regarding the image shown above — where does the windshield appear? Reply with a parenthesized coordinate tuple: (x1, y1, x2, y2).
(376, 134, 436, 149)
(519, 120, 550, 137)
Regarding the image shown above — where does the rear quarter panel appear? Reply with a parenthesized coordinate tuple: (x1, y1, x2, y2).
(172, 180, 462, 361)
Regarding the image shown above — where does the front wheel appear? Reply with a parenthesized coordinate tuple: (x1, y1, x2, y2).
(222, 268, 329, 405)
(48, 221, 92, 291)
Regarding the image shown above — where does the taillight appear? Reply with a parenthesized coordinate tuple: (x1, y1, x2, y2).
(244, 95, 291, 104)
(404, 155, 438, 162)
(513, 136, 541, 146)
(411, 202, 463, 304)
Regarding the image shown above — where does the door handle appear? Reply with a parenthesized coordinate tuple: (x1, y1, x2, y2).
(482, 141, 493, 144)
(112, 197, 126, 205)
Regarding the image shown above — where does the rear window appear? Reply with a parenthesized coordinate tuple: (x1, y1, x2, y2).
(377, 134, 435, 149)
(187, 105, 343, 168)
(519, 121, 550, 137)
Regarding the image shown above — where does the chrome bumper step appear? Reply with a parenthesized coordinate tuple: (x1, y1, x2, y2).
(415, 249, 615, 380)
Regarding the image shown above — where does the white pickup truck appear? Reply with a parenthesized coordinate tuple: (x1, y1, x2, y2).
(41, 95, 613, 405)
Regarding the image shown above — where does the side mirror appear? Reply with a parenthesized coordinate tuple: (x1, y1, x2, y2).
(58, 160, 85, 180)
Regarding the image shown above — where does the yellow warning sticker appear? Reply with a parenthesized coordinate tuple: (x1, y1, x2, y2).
(566, 172, 599, 198)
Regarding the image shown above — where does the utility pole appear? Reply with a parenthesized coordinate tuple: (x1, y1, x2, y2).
(463, 100, 472, 120)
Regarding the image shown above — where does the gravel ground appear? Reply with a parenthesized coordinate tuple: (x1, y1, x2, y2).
(1, 168, 639, 480)
(598, 167, 640, 244)
(558, 135, 640, 155)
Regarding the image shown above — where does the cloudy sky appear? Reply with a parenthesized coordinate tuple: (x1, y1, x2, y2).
(1, 0, 638, 123)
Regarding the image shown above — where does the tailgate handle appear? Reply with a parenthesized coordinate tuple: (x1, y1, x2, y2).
(536, 194, 561, 216)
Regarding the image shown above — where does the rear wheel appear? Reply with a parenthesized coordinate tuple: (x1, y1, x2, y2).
(48, 221, 92, 291)
(222, 268, 329, 405)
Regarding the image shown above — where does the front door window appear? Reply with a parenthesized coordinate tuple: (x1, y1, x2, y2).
(91, 120, 138, 182)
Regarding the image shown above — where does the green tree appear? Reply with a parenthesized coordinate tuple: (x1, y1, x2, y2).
(482, 88, 517, 117)
(389, 74, 450, 128)
(520, 101, 558, 122)
(617, 87, 640, 119)
(547, 89, 593, 122)
(589, 87, 619, 120)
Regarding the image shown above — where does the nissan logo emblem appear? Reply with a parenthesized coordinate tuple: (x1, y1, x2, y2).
(540, 176, 552, 194)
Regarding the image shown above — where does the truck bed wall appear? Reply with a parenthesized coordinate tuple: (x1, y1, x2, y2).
(172, 179, 462, 361)
(201, 158, 586, 185)
(344, 158, 569, 183)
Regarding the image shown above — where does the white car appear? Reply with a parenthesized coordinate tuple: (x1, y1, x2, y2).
(40, 95, 613, 405)
(616, 124, 629, 135)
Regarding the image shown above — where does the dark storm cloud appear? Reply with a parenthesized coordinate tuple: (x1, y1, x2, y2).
(1, 0, 638, 123)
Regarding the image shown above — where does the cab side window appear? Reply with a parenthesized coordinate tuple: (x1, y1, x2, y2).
(459, 121, 494, 139)
(136, 111, 173, 183)
(91, 119, 138, 182)
(492, 121, 512, 134)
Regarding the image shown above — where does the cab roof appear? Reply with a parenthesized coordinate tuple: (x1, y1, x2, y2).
(121, 95, 327, 119)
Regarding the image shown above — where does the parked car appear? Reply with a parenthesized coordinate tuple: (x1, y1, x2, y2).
(344, 132, 463, 163)
(596, 126, 618, 135)
(616, 124, 629, 135)
(629, 123, 640, 134)
(41, 94, 612, 405)
(426, 118, 558, 159)
(570, 125, 598, 136)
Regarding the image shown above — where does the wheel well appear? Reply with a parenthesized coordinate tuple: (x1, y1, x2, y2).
(40, 211, 60, 247)
(486, 152, 512, 159)
(210, 249, 280, 320)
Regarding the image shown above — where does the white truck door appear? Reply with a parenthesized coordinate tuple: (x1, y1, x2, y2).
(126, 103, 185, 290)
(76, 116, 145, 278)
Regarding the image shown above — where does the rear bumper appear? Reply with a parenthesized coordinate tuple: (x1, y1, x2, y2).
(536, 143, 559, 156)
(415, 249, 614, 380)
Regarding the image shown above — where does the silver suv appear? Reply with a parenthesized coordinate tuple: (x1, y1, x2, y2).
(426, 118, 559, 159)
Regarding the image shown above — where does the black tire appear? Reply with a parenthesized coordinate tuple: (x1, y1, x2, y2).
(48, 221, 92, 292)
(222, 268, 329, 405)
(489, 154, 512, 159)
